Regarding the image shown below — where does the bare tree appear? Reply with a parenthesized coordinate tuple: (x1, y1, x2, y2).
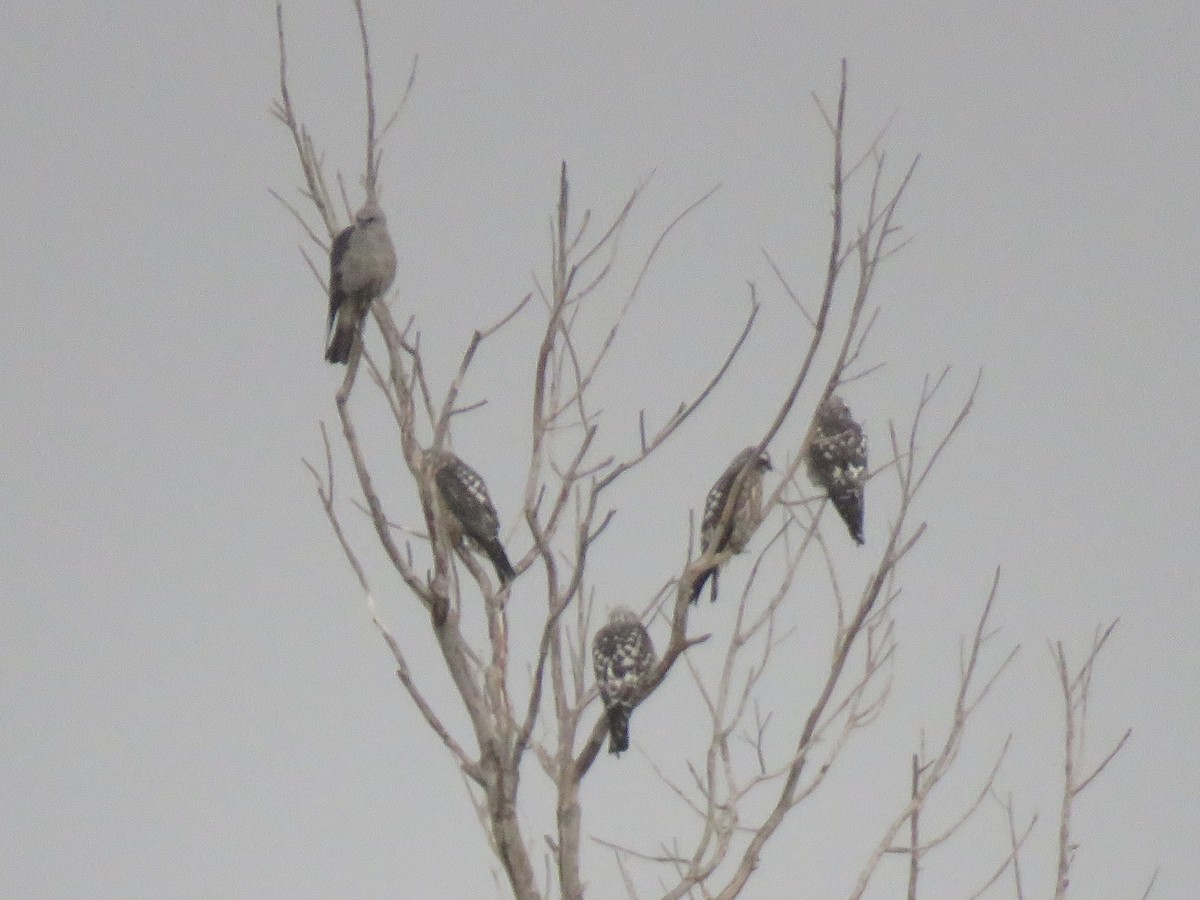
(1051, 624, 1135, 900)
(273, 5, 1139, 898)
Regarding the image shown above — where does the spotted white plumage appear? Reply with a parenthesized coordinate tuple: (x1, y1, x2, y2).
(691, 447, 772, 603)
(593, 608, 657, 755)
(428, 449, 516, 585)
(325, 200, 397, 364)
(806, 394, 867, 545)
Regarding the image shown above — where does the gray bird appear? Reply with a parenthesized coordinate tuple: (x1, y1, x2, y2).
(325, 200, 397, 364)
(593, 607, 657, 755)
(691, 447, 772, 603)
(806, 394, 867, 545)
(428, 448, 516, 586)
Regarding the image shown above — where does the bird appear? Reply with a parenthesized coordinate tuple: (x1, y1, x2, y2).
(325, 199, 397, 364)
(691, 446, 773, 603)
(427, 448, 516, 586)
(592, 607, 657, 755)
(805, 394, 867, 544)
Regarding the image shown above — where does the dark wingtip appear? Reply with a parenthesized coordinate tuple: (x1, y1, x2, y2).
(689, 568, 712, 604)
(606, 707, 630, 755)
(848, 513, 865, 544)
(487, 542, 517, 586)
(325, 327, 353, 364)
(830, 491, 865, 547)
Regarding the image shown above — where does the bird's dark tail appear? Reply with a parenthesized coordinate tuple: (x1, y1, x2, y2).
(605, 704, 631, 755)
(483, 539, 516, 586)
(325, 324, 355, 365)
(689, 566, 720, 604)
(830, 490, 865, 545)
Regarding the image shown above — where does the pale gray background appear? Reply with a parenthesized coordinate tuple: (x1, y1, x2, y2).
(2, 2, 1196, 897)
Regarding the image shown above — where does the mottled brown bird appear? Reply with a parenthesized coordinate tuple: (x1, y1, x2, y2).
(806, 394, 867, 545)
(428, 449, 516, 585)
(691, 447, 772, 603)
(593, 607, 657, 755)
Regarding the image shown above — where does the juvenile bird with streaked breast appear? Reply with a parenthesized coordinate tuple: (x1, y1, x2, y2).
(806, 394, 867, 545)
(691, 446, 772, 603)
(593, 607, 657, 755)
(427, 448, 516, 587)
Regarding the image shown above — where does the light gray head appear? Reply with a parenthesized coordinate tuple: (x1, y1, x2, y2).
(355, 200, 387, 229)
(607, 606, 640, 625)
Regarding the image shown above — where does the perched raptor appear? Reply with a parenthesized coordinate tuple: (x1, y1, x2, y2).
(806, 394, 867, 544)
(325, 200, 397, 364)
(691, 447, 773, 603)
(593, 607, 657, 755)
(428, 448, 516, 586)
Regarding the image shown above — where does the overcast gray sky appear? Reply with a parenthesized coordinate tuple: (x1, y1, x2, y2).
(2, 2, 1197, 898)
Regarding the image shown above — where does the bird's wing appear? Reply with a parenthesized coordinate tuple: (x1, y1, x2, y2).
(435, 461, 500, 539)
(702, 448, 758, 551)
(327, 224, 356, 335)
(595, 625, 652, 684)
